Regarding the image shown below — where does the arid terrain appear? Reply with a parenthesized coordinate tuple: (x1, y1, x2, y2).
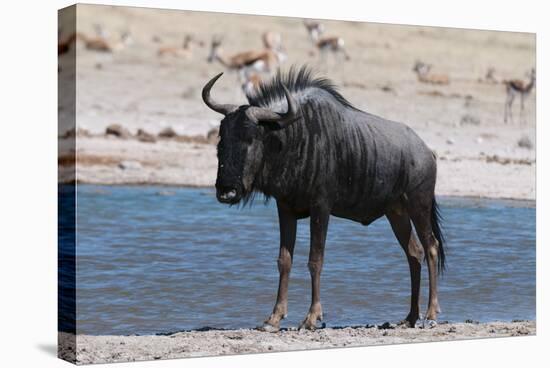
(59, 321, 535, 364)
(59, 4, 536, 200)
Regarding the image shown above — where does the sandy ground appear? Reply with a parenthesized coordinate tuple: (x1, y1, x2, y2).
(58, 5, 536, 200)
(59, 321, 535, 364)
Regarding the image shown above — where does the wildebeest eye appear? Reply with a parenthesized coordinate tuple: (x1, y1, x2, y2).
(239, 127, 256, 143)
(265, 134, 283, 153)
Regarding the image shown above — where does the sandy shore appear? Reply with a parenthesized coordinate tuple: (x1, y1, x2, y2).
(59, 321, 535, 364)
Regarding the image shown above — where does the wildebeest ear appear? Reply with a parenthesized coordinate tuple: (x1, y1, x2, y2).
(245, 86, 300, 130)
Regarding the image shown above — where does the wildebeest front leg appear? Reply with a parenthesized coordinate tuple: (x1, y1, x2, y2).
(260, 202, 297, 332)
(386, 206, 423, 327)
(299, 205, 330, 330)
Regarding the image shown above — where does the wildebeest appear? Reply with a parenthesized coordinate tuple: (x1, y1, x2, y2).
(202, 66, 446, 331)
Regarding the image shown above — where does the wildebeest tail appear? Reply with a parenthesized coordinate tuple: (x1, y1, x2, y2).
(431, 198, 446, 274)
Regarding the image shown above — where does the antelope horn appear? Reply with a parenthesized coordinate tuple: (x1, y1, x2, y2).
(246, 85, 300, 129)
(202, 73, 238, 116)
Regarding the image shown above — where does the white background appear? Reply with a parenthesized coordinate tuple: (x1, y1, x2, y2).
(0, 0, 547, 366)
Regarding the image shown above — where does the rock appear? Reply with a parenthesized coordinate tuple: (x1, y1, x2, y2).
(517, 135, 533, 149)
(118, 160, 142, 170)
(158, 127, 178, 138)
(206, 127, 219, 144)
(460, 114, 481, 126)
(136, 129, 157, 143)
(378, 322, 395, 330)
(105, 124, 131, 139)
(446, 138, 454, 145)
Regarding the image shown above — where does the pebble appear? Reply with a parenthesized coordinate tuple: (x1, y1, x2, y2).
(118, 160, 142, 170)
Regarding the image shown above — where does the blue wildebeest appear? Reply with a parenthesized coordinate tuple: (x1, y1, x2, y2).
(202, 66, 446, 331)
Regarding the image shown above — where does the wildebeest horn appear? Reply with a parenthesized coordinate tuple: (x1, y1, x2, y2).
(246, 86, 300, 129)
(202, 72, 238, 116)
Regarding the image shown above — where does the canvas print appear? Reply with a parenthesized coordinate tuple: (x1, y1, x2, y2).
(58, 4, 536, 364)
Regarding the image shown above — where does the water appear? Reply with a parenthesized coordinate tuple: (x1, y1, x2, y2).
(61, 185, 536, 335)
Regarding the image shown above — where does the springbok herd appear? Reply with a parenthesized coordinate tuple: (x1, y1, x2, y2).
(58, 19, 535, 124)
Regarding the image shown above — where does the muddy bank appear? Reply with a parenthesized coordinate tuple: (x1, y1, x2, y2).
(59, 321, 535, 364)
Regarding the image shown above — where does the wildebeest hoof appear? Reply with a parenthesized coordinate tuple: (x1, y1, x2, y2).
(298, 320, 317, 331)
(422, 319, 437, 329)
(257, 323, 280, 333)
(298, 313, 323, 331)
(397, 319, 417, 328)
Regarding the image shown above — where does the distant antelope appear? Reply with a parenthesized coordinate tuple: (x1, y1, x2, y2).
(241, 72, 263, 96)
(478, 67, 498, 84)
(503, 68, 536, 124)
(303, 20, 325, 42)
(303, 20, 350, 61)
(262, 31, 287, 64)
(58, 32, 78, 55)
(157, 34, 197, 59)
(207, 36, 285, 79)
(78, 31, 133, 53)
(413, 61, 450, 85)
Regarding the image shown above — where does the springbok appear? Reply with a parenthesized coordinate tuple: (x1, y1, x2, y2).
(413, 61, 450, 85)
(58, 32, 78, 55)
(303, 20, 350, 61)
(207, 35, 285, 79)
(303, 20, 325, 42)
(478, 67, 498, 84)
(241, 72, 263, 96)
(157, 34, 197, 59)
(503, 68, 536, 124)
(78, 30, 133, 53)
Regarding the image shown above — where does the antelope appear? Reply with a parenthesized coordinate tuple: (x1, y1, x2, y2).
(207, 36, 285, 80)
(478, 67, 498, 84)
(303, 20, 325, 42)
(503, 68, 536, 124)
(241, 71, 263, 96)
(78, 31, 133, 53)
(157, 34, 196, 59)
(262, 31, 282, 50)
(413, 61, 450, 85)
(304, 20, 350, 61)
(262, 31, 287, 64)
(58, 32, 78, 55)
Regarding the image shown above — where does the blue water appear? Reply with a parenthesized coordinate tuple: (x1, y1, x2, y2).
(63, 185, 536, 335)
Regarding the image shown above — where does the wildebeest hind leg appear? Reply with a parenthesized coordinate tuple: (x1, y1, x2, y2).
(386, 204, 423, 327)
(408, 194, 441, 322)
(260, 202, 297, 332)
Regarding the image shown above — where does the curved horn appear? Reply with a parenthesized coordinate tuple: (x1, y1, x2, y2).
(246, 86, 300, 129)
(202, 72, 238, 116)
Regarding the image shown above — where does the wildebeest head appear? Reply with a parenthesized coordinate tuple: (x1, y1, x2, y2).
(202, 72, 300, 204)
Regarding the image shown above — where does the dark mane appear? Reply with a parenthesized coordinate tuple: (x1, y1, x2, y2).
(246, 65, 357, 111)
